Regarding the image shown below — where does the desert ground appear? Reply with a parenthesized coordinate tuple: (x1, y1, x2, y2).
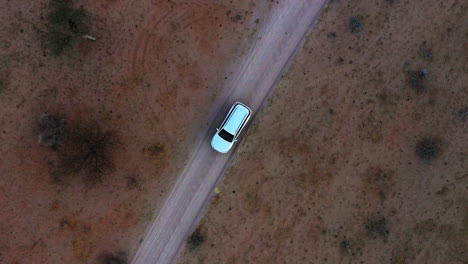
(0, 0, 273, 263)
(177, 0, 467, 264)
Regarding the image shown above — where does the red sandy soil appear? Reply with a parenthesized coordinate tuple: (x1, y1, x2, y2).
(177, 0, 467, 263)
(0, 0, 271, 263)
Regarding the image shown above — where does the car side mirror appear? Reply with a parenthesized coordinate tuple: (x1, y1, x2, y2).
(216, 128, 220, 132)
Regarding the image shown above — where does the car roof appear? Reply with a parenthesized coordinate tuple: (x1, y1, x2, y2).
(223, 104, 250, 135)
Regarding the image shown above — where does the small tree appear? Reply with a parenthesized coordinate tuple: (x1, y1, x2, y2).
(38, 113, 121, 184)
(42, 0, 93, 56)
(57, 124, 120, 184)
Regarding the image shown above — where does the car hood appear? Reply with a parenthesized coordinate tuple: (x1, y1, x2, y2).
(211, 133, 233, 153)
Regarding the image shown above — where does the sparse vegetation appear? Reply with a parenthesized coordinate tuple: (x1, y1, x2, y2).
(419, 42, 433, 59)
(39, 116, 121, 184)
(457, 107, 467, 121)
(408, 69, 428, 92)
(366, 217, 390, 241)
(231, 14, 242, 22)
(188, 228, 205, 249)
(327, 32, 337, 38)
(38, 113, 65, 147)
(126, 175, 140, 190)
(391, 250, 410, 264)
(363, 168, 395, 203)
(56, 123, 120, 184)
(100, 252, 127, 264)
(142, 143, 165, 159)
(42, 0, 91, 56)
(350, 18, 362, 33)
(413, 219, 437, 235)
(415, 137, 441, 161)
(341, 240, 352, 253)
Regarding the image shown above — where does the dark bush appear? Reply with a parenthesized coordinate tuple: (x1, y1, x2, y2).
(340, 240, 352, 253)
(366, 217, 390, 241)
(38, 113, 65, 147)
(188, 228, 205, 249)
(408, 70, 428, 92)
(56, 123, 120, 184)
(126, 175, 140, 190)
(43, 0, 90, 55)
(415, 137, 441, 161)
(350, 18, 362, 33)
(100, 252, 127, 264)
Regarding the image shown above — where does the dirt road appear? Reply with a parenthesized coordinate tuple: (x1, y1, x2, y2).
(131, 1, 329, 263)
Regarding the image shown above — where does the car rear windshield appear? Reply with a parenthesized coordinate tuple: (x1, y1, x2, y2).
(219, 129, 234, 142)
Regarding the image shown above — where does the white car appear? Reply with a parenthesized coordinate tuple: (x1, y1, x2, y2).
(211, 102, 252, 153)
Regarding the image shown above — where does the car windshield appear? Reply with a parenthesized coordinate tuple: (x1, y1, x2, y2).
(218, 129, 234, 142)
